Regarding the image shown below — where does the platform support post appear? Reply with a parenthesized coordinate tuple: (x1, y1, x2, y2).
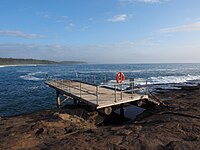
(120, 107, 124, 117)
(56, 90, 61, 112)
(114, 85, 117, 102)
(73, 99, 77, 104)
(120, 84, 123, 100)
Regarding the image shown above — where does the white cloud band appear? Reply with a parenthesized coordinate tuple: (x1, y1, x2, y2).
(159, 21, 200, 33)
(0, 30, 45, 39)
(108, 14, 128, 22)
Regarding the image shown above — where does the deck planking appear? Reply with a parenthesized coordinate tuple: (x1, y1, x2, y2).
(45, 80, 148, 109)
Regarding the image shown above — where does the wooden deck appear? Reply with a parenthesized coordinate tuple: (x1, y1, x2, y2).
(45, 80, 148, 110)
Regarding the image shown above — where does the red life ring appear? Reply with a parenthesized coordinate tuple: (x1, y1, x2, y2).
(116, 72, 125, 84)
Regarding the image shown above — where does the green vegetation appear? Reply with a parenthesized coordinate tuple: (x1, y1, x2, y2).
(0, 58, 86, 65)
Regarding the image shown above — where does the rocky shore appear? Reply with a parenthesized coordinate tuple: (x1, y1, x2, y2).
(1, 86, 200, 150)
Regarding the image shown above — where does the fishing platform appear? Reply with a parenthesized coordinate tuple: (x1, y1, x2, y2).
(44, 74, 157, 116)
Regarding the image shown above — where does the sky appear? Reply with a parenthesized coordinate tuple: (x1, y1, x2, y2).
(0, 0, 200, 64)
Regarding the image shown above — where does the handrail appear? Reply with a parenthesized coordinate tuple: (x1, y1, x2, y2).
(46, 78, 148, 105)
(51, 80, 98, 97)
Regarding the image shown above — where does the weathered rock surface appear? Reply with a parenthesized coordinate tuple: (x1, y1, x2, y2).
(1, 86, 200, 149)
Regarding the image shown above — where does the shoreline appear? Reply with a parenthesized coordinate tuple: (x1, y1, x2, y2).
(0, 64, 42, 67)
(1, 85, 200, 149)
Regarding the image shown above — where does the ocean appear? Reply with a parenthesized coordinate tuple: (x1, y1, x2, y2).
(1, 63, 200, 117)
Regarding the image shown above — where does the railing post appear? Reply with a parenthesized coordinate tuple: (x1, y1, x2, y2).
(69, 80, 71, 93)
(45, 73, 48, 81)
(146, 80, 148, 95)
(81, 75, 83, 82)
(68, 81, 70, 92)
(120, 84, 123, 100)
(62, 79, 63, 89)
(114, 85, 117, 102)
(80, 82, 82, 98)
(55, 77, 57, 86)
(55, 79, 57, 86)
(96, 85, 99, 105)
(94, 76, 96, 84)
(75, 72, 78, 81)
(131, 79, 134, 99)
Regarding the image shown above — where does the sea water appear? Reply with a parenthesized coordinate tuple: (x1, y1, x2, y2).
(1, 63, 200, 117)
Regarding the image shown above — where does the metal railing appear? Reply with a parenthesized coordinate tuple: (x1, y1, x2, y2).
(102, 79, 148, 102)
(46, 78, 148, 105)
(74, 73, 107, 85)
(46, 79, 100, 104)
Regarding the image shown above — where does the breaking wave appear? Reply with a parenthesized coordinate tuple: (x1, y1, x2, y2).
(20, 71, 47, 81)
(103, 75, 200, 91)
(148, 75, 200, 85)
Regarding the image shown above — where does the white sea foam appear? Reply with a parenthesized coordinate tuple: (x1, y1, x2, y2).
(101, 79, 128, 90)
(148, 75, 200, 85)
(77, 70, 143, 74)
(104, 75, 200, 91)
(20, 75, 43, 81)
(0, 64, 38, 67)
(102, 79, 147, 90)
(20, 71, 47, 81)
(28, 86, 41, 90)
(146, 68, 178, 72)
(76, 68, 181, 75)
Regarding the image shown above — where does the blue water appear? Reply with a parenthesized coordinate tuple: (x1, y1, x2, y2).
(1, 63, 200, 117)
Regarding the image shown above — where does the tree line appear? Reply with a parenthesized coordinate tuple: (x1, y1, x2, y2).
(0, 58, 86, 65)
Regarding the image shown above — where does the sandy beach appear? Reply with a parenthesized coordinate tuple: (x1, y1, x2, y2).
(1, 85, 200, 150)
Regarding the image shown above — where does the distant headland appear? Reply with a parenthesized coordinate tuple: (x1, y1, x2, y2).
(0, 58, 86, 65)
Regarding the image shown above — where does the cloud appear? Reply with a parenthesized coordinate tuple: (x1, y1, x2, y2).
(159, 21, 200, 33)
(88, 18, 93, 21)
(56, 15, 69, 23)
(0, 39, 158, 63)
(43, 14, 50, 19)
(39, 12, 69, 23)
(1, 38, 200, 63)
(0, 30, 45, 39)
(80, 26, 91, 31)
(60, 16, 68, 19)
(68, 23, 75, 27)
(108, 14, 128, 22)
(38, 12, 51, 19)
(195, 18, 200, 21)
(65, 23, 76, 31)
